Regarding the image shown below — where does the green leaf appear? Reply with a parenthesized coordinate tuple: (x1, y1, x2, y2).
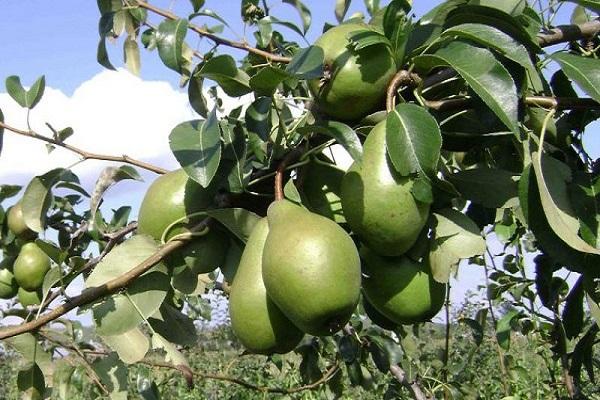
(5, 333, 54, 378)
(551, 52, 600, 104)
(282, 0, 312, 33)
(496, 309, 520, 350)
(441, 23, 534, 71)
(569, 172, 600, 247)
(347, 29, 391, 50)
(449, 168, 519, 208)
(85, 235, 170, 336)
(188, 70, 208, 118)
(205, 207, 261, 243)
(152, 333, 190, 368)
(189, 9, 232, 31)
(92, 353, 128, 400)
(5, 75, 46, 109)
(157, 18, 189, 73)
(0, 184, 21, 203)
(124, 37, 141, 76)
(97, 37, 116, 70)
(17, 363, 45, 400)
(563, 277, 585, 339)
(169, 111, 222, 188)
(532, 152, 600, 255)
(245, 97, 272, 141)
(90, 165, 143, 227)
(560, 0, 600, 12)
(304, 121, 363, 163)
(249, 66, 290, 96)
(415, 41, 519, 134)
(218, 121, 248, 193)
(149, 303, 198, 346)
(474, 0, 526, 15)
(430, 209, 486, 283)
(412, 176, 434, 204)
(52, 362, 75, 400)
(197, 55, 252, 97)
(386, 104, 441, 178)
(284, 179, 303, 204)
(285, 46, 324, 80)
(22, 168, 78, 232)
(460, 318, 484, 346)
(189, 0, 205, 12)
(0, 107, 3, 156)
(101, 328, 150, 364)
(385, 4, 412, 66)
(335, 0, 352, 22)
(40, 266, 63, 307)
(587, 293, 600, 327)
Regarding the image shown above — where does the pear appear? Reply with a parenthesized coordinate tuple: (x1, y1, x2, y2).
(229, 218, 304, 354)
(13, 242, 51, 291)
(341, 120, 430, 256)
(7, 202, 36, 239)
(361, 247, 446, 325)
(0, 267, 18, 299)
(262, 200, 361, 336)
(299, 160, 346, 224)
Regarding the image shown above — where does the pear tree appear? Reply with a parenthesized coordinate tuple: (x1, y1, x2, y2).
(1, 0, 600, 398)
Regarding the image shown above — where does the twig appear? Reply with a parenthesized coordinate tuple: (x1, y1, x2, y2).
(79, 222, 139, 274)
(0, 219, 209, 340)
(389, 365, 430, 400)
(140, 357, 340, 394)
(424, 96, 600, 112)
(538, 19, 600, 48)
(274, 149, 303, 201)
(443, 284, 451, 385)
(0, 121, 167, 175)
(135, 0, 291, 63)
(386, 70, 422, 112)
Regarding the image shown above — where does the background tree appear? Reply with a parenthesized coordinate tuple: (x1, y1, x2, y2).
(0, 0, 600, 398)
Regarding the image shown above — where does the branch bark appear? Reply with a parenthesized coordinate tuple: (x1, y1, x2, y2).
(0, 219, 209, 340)
(135, 0, 291, 63)
(0, 121, 167, 175)
(389, 365, 431, 400)
(538, 19, 600, 48)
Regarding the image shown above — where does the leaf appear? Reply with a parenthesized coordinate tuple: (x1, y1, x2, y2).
(169, 111, 222, 188)
(587, 293, 600, 327)
(149, 303, 198, 346)
(282, 0, 312, 33)
(189, 0, 205, 12)
(97, 37, 116, 70)
(563, 277, 585, 339)
(496, 309, 520, 350)
(40, 266, 63, 309)
(430, 209, 486, 283)
(101, 328, 150, 364)
(414, 41, 519, 134)
(52, 362, 75, 400)
(22, 168, 78, 232)
(460, 318, 484, 346)
(5, 333, 53, 378)
(551, 52, 600, 104)
(0, 107, 3, 156)
(386, 104, 441, 178)
(85, 235, 170, 336)
(249, 66, 290, 96)
(17, 363, 45, 400)
(532, 152, 600, 255)
(189, 9, 232, 31)
(335, 0, 352, 22)
(285, 46, 324, 80)
(560, 0, 600, 12)
(205, 208, 261, 243)
(284, 179, 302, 204)
(219, 121, 248, 193)
(441, 23, 534, 71)
(449, 168, 519, 208)
(124, 37, 141, 76)
(5, 75, 45, 109)
(152, 333, 190, 369)
(92, 353, 128, 400)
(347, 29, 391, 50)
(197, 55, 252, 97)
(157, 18, 189, 73)
(303, 121, 363, 162)
(90, 165, 143, 226)
(188, 69, 208, 118)
(569, 171, 600, 248)
(0, 184, 21, 202)
(245, 97, 272, 142)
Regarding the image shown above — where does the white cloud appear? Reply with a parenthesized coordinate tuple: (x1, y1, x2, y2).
(0, 69, 201, 184)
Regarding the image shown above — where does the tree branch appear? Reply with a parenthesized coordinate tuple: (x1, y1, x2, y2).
(389, 365, 431, 400)
(386, 70, 422, 112)
(538, 19, 600, 48)
(0, 219, 209, 340)
(424, 96, 600, 112)
(135, 0, 291, 63)
(0, 121, 167, 175)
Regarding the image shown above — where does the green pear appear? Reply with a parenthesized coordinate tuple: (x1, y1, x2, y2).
(0, 267, 18, 299)
(13, 242, 51, 291)
(361, 247, 446, 325)
(341, 120, 430, 256)
(363, 297, 397, 330)
(262, 200, 361, 336)
(18, 286, 42, 307)
(229, 218, 304, 354)
(7, 202, 36, 239)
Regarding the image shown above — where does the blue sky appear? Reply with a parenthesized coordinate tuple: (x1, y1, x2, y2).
(0, 1, 595, 318)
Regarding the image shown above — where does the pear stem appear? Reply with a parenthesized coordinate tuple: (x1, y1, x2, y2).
(274, 149, 303, 201)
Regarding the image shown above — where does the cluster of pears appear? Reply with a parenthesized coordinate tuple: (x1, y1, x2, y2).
(1, 201, 51, 307)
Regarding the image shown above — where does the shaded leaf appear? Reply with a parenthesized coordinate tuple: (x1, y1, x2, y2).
(102, 328, 150, 364)
(449, 168, 519, 208)
(249, 66, 290, 96)
(563, 277, 585, 339)
(97, 37, 116, 70)
(415, 41, 519, 134)
(496, 309, 520, 350)
(124, 37, 141, 76)
(5, 333, 53, 378)
(92, 353, 128, 400)
(460, 318, 484, 346)
(17, 363, 45, 400)
(205, 208, 261, 243)
(303, 121, 363, 162)
(149, 303, 198, 346)
(0, 184, 21, 203)
(285, 46, 324, 80)
(190, 0, 205, 12)
(152, 333, 190, 368)
(282, 0, 311, 33)
(335, 0, 352, 22)
(90, 165, 143, 226)
(551, 52, 600, 104)
(245, 97, 272, 141)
